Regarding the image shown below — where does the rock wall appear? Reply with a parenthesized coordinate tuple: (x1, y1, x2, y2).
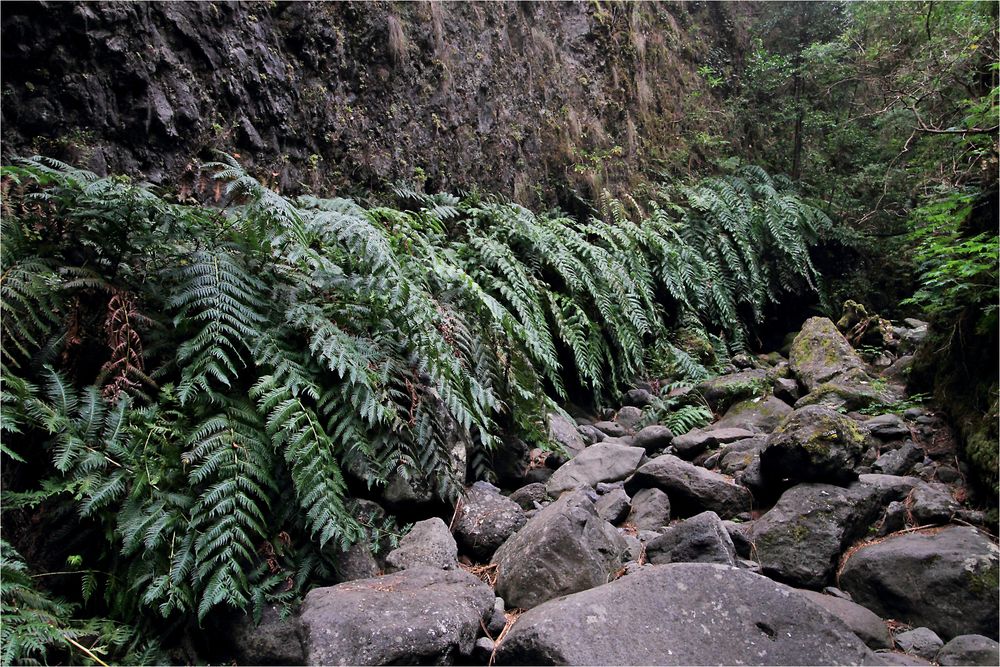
(1, 0, 747, 203)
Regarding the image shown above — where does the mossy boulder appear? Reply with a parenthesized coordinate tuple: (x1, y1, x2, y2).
(793, 368, 901, 412)
(695, 369, 770, 412)
(760, 405, 869, 487)
(713, 395, 794, 433)
(789, 317, 866, 391)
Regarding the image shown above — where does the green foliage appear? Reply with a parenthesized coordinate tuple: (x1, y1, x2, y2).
(0, 156, 824, 660)
(902, 190, 999, 334)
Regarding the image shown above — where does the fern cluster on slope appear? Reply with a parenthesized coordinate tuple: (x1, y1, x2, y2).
(0, 156, 828, 661)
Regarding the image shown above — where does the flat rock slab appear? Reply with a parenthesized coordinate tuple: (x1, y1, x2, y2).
(494, 563, 877, 665)
(672, 427, 755, 459)
(545, 442, 646, 495)
(626, 454, 752, 519)
(300, 567, 494, 666)
(839, 526, 999, 640)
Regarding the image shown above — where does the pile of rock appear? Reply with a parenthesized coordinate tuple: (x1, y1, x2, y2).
(228, 316, 997, 666)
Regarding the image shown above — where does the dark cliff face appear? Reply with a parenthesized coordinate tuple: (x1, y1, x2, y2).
(1, 0, 745, 203)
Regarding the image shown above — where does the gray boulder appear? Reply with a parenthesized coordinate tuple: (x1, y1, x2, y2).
(227, 604, 305, 665)
(591, 420, 628, 437)
(625, 487, 671, 531)
(492, 490, 627, 609)
(936, 634, 1000, 666)
(717, 437, 768, 475)
(873, 441, 924, 476)
(856, 474, 921, 503)
(713, 396, 793, 434)
(894, 627, 943, 661)
(548, 412, 586, 458)
(646, 511, 736, 566)
(632, 424, 674, 451)
(773, 377, 801, 404)
(795, 589, 893, 650)
(749, 483, 883, 589)
(494, 564, 877, 665)
(876, 651, 933, 665)
(299, 567, 494, 665)
(626, 454, 752, 519)
(577, 424, 605, 445)
(794, 367, 900, 412)
(907, 482, 959, 524)
(508, 482, 547, 510)
(839, 526, 1000, 640)
(545, 442, 646, 496)
(788, 316, 866, 391)
(594, 487, 631, 524)
(760, 405, 869, 487)
(614, 406, 644, 432)
(385, 518, 458, 571)
(623, 388, 655, 407)
(672, 426, 756, 459)
(453, 482, 527, 561)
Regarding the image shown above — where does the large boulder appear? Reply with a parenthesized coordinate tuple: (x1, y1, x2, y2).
(749, 483, 883, 589)
(545, 442, 646, 496)
(299, 567, 494, 665)
(760, 405, 869, 487)
(453, 482, 526, 561)
(492, 490, 627, 610)
(493, 564, 877, 665)
(789, 317, 866, 391)
(838, 526, 999, 640)
(547, 412, 586, 458)
(594, 487, 631, 524)
(385, 518, 458, 571)
(794, 589, 893, 650)
(626, 454, 752, 519)
(713, 396, 793, 434)
(646, 511, 736, 566)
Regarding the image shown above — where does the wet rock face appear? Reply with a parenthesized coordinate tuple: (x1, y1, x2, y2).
(0, 1, 744, 203)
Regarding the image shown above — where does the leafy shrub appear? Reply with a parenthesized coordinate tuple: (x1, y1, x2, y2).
(0, 156, 826, 658)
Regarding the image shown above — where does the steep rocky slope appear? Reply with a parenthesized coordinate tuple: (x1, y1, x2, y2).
(2, 0, 747, 203)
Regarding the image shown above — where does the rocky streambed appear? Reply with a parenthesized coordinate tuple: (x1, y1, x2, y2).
(225, 317, 998, 666)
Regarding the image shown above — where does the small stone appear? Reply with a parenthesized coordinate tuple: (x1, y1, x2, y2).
(773, 377, 801, 404)
(508, 482, 547, 511)
(578, 424, 606, 445)
(876, 501, 908, 536)
(895, 627, 944, 661)
(934, 465, 960, 483)
(473, 637, 496, 662)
